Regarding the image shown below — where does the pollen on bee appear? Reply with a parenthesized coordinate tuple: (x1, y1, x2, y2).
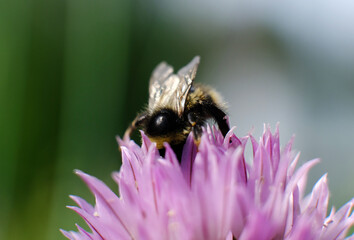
(194, 138, 201, 147)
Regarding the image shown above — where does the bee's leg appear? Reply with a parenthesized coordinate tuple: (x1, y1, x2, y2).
(123, 113, 148, 141)
(203, 104, 230, 137)
(187, 112, 203, 145)
(192, 125, 203, 146)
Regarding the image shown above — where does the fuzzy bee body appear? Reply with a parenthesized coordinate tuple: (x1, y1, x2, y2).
(124, 56, 229, 159)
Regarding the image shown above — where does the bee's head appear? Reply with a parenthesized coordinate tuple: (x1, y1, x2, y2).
(146, 109, 182, 136)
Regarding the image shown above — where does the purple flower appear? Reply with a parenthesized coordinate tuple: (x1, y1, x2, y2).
(61, 125, 354, 240)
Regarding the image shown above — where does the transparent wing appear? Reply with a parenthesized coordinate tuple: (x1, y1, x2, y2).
(148, 56, 200, 116)
(148, 61, 174, 111)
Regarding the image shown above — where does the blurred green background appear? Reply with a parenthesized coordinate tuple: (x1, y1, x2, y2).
(1, 0, 353, 239)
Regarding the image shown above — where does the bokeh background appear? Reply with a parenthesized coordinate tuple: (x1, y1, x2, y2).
(1, 0, 353, 239)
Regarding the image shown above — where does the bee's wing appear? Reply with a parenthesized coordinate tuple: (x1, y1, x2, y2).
(148, 56, 200, 116)
(148, 61, 174, 112)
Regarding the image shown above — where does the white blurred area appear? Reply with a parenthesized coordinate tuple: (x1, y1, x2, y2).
(153, 0, 354, 206)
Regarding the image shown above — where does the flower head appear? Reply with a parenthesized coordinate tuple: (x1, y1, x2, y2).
(61, 125, 354, 240)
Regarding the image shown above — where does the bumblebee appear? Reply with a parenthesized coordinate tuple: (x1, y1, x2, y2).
(124, 56, 229, 159)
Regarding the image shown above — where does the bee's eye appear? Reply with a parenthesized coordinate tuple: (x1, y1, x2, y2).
(152, 113, 172, 134)
(147, 110, 177, 136)
(155, 115, 167, 127)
